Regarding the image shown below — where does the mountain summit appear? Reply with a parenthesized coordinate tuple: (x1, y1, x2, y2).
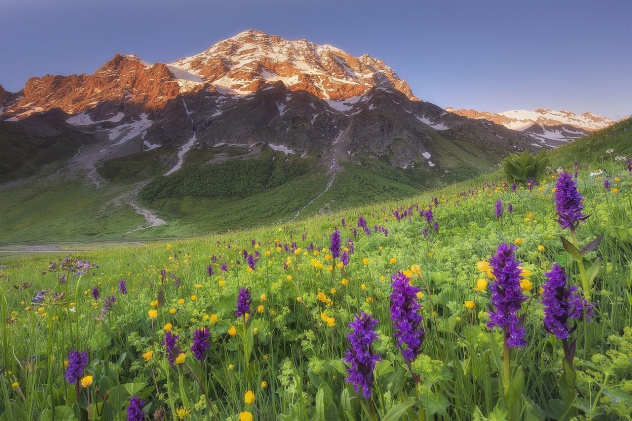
(168, 29, 417, 101)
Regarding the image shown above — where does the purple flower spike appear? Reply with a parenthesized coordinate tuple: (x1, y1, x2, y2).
(127, 396, 146, 421)
(191, 327, 211, 361)
(603, 179, 611, 189)
(389, 272, 425, 361)
(247, 254, 256, 271)
(65, 350, 88, 384)
(495, 200, 503, 218)
(330, 228, 341, 259)
(163, 332, 180, 365)
(555, 172, 586, 230)
(235, 288, 252, 317)
(542, 264, 592, 340)
(118, 279, 127, 295)
(488, 244, 527, 348)
(507, 203, 513, 214)
(92, 287, 100, 301)
(345, 312, 381, 399)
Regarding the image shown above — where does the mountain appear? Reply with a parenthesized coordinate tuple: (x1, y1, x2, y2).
(0, 30, 612, 241)
(446, 107, 615, 144)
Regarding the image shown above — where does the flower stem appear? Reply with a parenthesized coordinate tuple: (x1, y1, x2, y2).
(503, 341, 510, 395)
(570, 229, 590, 300)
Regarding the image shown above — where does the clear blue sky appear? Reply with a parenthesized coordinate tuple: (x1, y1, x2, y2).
(1, 0, 630, 119)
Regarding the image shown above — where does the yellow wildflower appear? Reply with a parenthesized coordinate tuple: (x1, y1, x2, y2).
(175, 407, 191, 419)
(169, 308, 177, 314)
(12, 382, 19, 388)
(361, 284, 366, 290)
(390, 257, 397, 264)
(330, 288, 336, 294)
(175, 353, 186, 364)
(210, 314, 218, 324)
(261, 380, 268, 388)
(465, 300, 475, 310)
(177, 299, 185, 305)
(143, 351, 153, 361)
(362, 258, 369, 265)
(148, 310, 158, 319)
(520, 279, 533, 292)
(228, 326, 237, 336)
(163, 323, 173, 332)
(477, 261, 491, 272)
(260, 293, 267, 301)
(244, 390, 256, 405)
(341, 278, 348, 286)
(80, 375, 93, 388)
(416, 291, 424, 299)
(219, 280, 226, 287)
(537, 245, 546, 252)
(612, 188, 619, 194)
(239, 412, 253, 421)
(366, 297, 373, 304)
(514, 238, 523, 246)
(190, 295, 197, 301)
(257, 305, 264, 314)
(475, 279, 488, 292)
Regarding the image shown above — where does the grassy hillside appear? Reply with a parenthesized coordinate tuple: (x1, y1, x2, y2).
(1, 137, 630, 419)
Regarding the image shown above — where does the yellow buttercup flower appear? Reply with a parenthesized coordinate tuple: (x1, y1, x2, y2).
(190, 295, 197, 301)
(537, 245, 546, 252)
(169, 308, 177, 314)
(519, 267, 532, 278)
(361, 284, 366, 291)
(390, 257, 397, 264)
(465, 300, 475, 310)
(326, 317, 336, 327)
(520, 279, 533, 292)
(362, 258, 369, 265)
(411, 264, 421, 275)
(142, 350, 153, 361)
(261, 380, 268, 388)
(612, 188, 619, 194)
(366, 297, 373, 304)
(475, 279, 488, 292)
(12, 382, 19, 388)
(257, 305, 264, 314)
(175, 407, 191, 419)
(477, 261, 491, 272)
(239, 412, 253, 421)
(80, 375, 93, 388)
(194, 284, 202, 289)
(177, 299, 185, 305)
(219, 280, 226, 287)
(330, 288, 336, 294)
(228, 326, 237, 336)
(148, 310, 158, 319)
(260, 293, 267, 301)
(416, 291, 424, 299)
(318, 292, 327, 302)
(228, 364, 234, 370)
(341, 278, 348, 286)
(514, 238, 523, 246)
(163, 323, 172, 332)
(175, 353, 186, 364)
(244, 390, 256, 405)
(336, 261, 344, 269)
(210, 314, 218, 324)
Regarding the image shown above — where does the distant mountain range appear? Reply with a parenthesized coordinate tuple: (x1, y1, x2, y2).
(0, 30, 620, 239)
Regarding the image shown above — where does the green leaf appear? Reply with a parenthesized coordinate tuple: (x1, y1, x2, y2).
(601, 386, 632, 406)
(374, 360, 394, 378)
(329, 359, 348, 377)
(507, 365, 525, 421)
(382, 400, 416, 421)
(560, 237, 582, 262)
(580, 236, 602, 254)
(88, 330, 111, 351)
(340, 388, 354, 421)
(419, 391, 450, 417)
(523, 395, 544, 421)
(586, 258, 600, 284)
(314, 387, 325, 421)
(124, 382, 146, 397)
(40, 406, 76, 421)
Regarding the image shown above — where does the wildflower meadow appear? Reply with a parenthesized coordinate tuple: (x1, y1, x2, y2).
(1, 144, 631, 420)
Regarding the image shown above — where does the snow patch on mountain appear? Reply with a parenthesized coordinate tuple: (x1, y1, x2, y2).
(67, 112, 125, 126)
(108, 114, 152, 145)
(416, 115, 449, 130)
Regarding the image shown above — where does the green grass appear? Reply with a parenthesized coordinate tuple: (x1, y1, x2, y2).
(0, 145, 630, 419)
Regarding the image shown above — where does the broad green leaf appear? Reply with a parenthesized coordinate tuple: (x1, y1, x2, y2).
(419, 391, 450, 417)
(374, 360, 394, 378)
(40, 406, 76, 421)
(314, 387, 325, 421)
(580, 236, 602, 254)
(329, 359, 348, 377)
(522, 395, 544, 421)
(88, 330, 111, 351)
(382, 400, 416, 421)
(586, 258, 600, 284)
(560, 237, 582, 262)
(124, 382, 146, 397)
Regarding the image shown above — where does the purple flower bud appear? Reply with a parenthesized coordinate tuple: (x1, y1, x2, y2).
(92, 287, 100, 301)
(191, 327, 211, 361)
(163, 332, 180, 365)
(330, 228, 341, 259)
(345, 312, 381, 399)
(65, 350, 88, 384)
(495, 200, 503, 218)
(507, 203, 513, 213)
(235, 288, 252, 317)
(127, 396, 146, 421)
(389, 272, 425, 361)
(118, 279, 127, 294)
(555, 172, 586, 230)
(488, 244, 527, 348)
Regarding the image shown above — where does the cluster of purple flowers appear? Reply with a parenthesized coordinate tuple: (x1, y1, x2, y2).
(344, 312, 381, 399)
(555, 172, 586, 230)
(389, 272, 425, 361)
(118, 279, 127, 294)
(247, 254, 256, 271)
(330, 228, 341, 259)
(235, 288, 252, 317)
(92, 287, 100, 301)
(103, 295, 116, 314)
(542, 264, 592, 340)
(191, 327, 211, 361)
(207, 264, 214, 277)
(603, 179, 611, 189)
(488, 243, 528, 348)
(127, 396, 145, 421)
(507, 203, 514, 214)
(65, 350, 89, 384)
(495, 200, 503, 219)
(163, 332, 180, 365)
